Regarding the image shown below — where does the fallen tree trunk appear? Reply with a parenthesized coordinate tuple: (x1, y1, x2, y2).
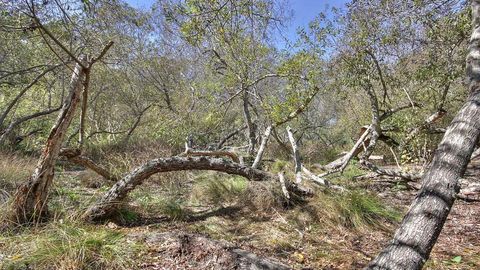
(83, 156, 312, 222)
(367, 2, 480, 267)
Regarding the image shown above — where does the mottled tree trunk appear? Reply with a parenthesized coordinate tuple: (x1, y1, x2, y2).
(9, 60, 86, 224)
(367, 2, 480, 268)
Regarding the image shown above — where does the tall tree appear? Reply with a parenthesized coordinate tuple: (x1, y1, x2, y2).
(367, 0, 480, 268)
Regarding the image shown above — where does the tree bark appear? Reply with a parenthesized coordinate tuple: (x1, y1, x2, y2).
(78, 68, 91, 146)
(9, 59, 86, 224)
(367, 2, 480, 268)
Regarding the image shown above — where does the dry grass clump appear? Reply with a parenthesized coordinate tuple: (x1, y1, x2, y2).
(0, 153, 36, 191)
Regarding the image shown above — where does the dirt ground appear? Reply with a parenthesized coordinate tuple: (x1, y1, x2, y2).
(114, 161, 480, 269)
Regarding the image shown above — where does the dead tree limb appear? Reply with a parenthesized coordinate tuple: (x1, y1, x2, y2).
(180, 149, 241, 163)
(399, 109, 447, 151)
(322, 125, 371, 172)
(251, 126, 272, 169)
(83, 156, 312, 222)
(361, 160, 422, 181)
(341, 125, 372, 172)
(216, 125, 247, 149)
(59, 148, 118, 182)
(277, 172, 290, 199)
(0, 106, 62, 145)
(286, 126, 302, 184)
(181, 137, 241, 163)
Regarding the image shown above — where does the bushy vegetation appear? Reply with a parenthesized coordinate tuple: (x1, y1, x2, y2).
(1, 0, 479, 269)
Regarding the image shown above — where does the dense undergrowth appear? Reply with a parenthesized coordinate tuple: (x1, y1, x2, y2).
(0, 146, 473, 269)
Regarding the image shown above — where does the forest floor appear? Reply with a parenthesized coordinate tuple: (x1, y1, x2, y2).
(1, 154, 479, 269)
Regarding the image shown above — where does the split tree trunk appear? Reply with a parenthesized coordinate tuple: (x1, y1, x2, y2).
(367, 2, 480, 268)
(9, 59, 86, 224)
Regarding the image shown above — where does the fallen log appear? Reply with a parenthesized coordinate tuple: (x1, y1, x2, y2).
(83, 156, 312, 222)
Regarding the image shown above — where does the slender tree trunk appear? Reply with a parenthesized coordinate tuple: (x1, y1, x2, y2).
(242, 89, 256, 156)
(251, 125, 272, 169)
(9, 59, 86, 224)
(286, 126, 302, 184)
(367, 2, 480, 268)
(78, 68, 91, 146)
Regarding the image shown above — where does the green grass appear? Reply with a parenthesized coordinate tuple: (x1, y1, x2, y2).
(336, 190, 401, 228)
(160, 198, 188, 220)
(0, 222, 141, 270)
(190, 174, 249, 206)
(296, 190, 401, 230)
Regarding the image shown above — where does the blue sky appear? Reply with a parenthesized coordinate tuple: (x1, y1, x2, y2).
(124, 0, 348, 46)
